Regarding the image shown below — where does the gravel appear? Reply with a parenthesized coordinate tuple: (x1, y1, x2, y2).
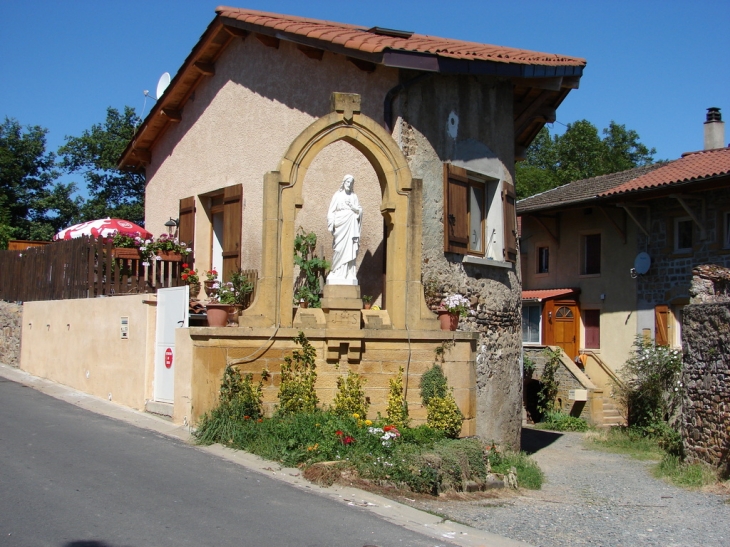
(410, 428, 730, 547)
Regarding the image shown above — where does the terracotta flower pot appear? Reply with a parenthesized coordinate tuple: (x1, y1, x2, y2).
(156, 250, 183, 262)
(206, 303, 233, 327)
(204, 280, 218, 299)
(438, 310, 459, 331)
(363, 302, 372, 310)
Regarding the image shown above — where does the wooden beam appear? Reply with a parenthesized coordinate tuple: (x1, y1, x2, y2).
(514, 90, 551, 133)
(617, 204, 650, 237)
(530, 214, 560, 246)
(193, 61, 215, 76)
(347, 57, 377, 73)
(297, 44, 324, 60)
(223, 25, 249, 39)
(598, 206, 626, 244)
(131, 148, 151, 163)
(160, 109, 182, 122)
(562, 76, 581, 89)
(672, 194, 707, 239)
(256, 33, 280, 49)
(518, 77, 564, 91)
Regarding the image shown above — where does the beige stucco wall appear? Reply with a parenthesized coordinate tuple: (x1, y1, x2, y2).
(173, 327, 477, 437)
(521, 210, 638, 373)
(145, 37, 397, 280)
(20, 295, 155, 410)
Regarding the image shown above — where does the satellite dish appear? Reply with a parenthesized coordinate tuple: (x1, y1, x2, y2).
(634, 252, 651, 275)
(156, 72, 171, 100)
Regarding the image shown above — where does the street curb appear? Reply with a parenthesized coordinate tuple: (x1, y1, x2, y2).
(0, 363, 531, 547)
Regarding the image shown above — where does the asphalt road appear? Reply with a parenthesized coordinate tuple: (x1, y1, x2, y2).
(0, 377, 453, 547)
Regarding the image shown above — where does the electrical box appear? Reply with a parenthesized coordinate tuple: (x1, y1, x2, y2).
(569, 389, 588, 401)
(120, 316, 129, 340)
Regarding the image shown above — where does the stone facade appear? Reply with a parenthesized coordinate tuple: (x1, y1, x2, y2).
(681, 302, 730, 476)
(0, 301, 22, 367)
(637, 188, 730, 306)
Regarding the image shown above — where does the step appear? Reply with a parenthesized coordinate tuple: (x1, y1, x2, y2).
(145, 400, 173, 418)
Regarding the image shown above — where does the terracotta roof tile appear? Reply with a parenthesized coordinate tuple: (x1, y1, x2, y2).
(215, 6, 586, 67)
(601, 147, 730, 197)
(522, 288, 578, 301)
(517, 164, 664, 214)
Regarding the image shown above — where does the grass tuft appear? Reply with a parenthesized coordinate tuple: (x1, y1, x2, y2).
(653, 454, 717, 488)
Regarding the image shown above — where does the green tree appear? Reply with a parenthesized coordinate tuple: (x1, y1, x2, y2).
(515, 120, 656, 199)
(59, 106, 145, 223)
(0, 117, 81, 243)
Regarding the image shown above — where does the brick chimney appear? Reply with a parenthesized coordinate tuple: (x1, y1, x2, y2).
(704, 107, 725, 150)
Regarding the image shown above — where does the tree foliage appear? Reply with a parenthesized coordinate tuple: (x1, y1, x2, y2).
(59, 106, 145, 223)
(0, 117, 81, 243)
(516, 120, 657, 199)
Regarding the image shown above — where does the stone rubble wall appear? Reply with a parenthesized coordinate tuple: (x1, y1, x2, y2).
(0, 301, 22, 367)
(681, 302, 730, 475)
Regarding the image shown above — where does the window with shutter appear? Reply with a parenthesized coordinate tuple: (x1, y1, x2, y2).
(443, 164, 469, 254)
(654, 305, 670, 346)
(502, 184, 517, 263)
(584, 309, 600, 349)
(178, 196, 195, 266)
(222, 184, 243, 281)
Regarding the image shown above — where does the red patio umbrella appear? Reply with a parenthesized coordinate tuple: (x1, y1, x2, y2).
(53, 218, 153, 241)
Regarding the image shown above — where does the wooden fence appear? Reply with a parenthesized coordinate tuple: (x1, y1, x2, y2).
(0, 236, 185, 302)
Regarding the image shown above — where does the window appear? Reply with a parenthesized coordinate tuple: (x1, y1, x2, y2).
(655, 304, 670, 346)
(723, 212, 730, 248)
(537, 246, 549, 274)
(522, 304, 541, 343)
(443, 163, 517, 262)
(584, 309, 600, 349)
(674, 217, 693, 253)
(581, 234, 601, 275)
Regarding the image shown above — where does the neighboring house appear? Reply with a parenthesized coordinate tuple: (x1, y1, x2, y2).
(518, 108, 730, 424)
(22, 6, 586, 448)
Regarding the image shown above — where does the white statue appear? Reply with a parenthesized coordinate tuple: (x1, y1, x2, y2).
(326, 174, 363, 285)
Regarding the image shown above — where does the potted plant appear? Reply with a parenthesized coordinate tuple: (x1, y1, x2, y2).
(228, 269, 255, 307)
(204, 270, 219, 299)
(181, 263, 200, 298)
(294, 286, 314, 308)
(293, 229, 329, 308)
(438, 294, 470, 331)
(149, 233, 191, 262)
(361, 295, 373, 310)
(206, 281, 236, 327)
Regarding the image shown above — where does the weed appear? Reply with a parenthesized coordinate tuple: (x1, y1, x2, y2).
(653, 454, 717, 488)
(535, 411, 590, 432)
(487, 448, 544, 490)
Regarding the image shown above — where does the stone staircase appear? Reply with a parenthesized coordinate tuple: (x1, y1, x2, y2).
(601, 400, 626, 427)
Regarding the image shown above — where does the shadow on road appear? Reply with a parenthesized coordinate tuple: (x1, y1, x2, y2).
(521, 427, 563, 455)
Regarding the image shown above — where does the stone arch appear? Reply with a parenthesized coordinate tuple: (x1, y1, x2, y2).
(242, 93, 437, 330)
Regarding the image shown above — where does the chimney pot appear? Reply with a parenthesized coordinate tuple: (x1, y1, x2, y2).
(704, 107, 725, 150)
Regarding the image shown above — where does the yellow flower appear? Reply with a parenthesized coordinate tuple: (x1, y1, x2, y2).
(353, 413, 360, 419)
(365, 419, 373, 426)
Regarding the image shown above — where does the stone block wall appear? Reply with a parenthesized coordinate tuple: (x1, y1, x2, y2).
(0, 301, 22, 367)
(637, 189, 730, 305)
(185, 329, 478, 437)
(682, 303, 730, 475)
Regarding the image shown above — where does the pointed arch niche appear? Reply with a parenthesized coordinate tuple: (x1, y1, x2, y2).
(242, 93, 437, 331)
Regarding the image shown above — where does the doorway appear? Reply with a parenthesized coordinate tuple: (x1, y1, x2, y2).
(543, 299, 579, 360)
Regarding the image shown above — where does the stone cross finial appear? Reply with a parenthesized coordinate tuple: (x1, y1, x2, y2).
(331, 93, 361, 123)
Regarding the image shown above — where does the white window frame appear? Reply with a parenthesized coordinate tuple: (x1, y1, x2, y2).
(674, 216, 693, 253)
(522, 303, 541, 345)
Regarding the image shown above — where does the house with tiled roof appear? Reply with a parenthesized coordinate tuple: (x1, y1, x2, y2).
(518, 108, 729, 425)
(70, 5, 585, 446)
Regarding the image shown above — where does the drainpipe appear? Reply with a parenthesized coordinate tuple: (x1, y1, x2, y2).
(383, 73, 432, 133)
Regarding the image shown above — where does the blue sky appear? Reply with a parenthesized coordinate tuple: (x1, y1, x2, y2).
(1, 0, 728, 186)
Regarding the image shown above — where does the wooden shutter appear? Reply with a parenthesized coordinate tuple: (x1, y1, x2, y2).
(502, 183, 518, 262)
(655, 305, 670, 346)
(222, 184, 243, 281)
(178, 196, 195, 266)
(443, 164, 469, 254)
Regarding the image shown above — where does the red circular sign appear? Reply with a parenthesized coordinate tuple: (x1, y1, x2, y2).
(164, 348, 173, 369)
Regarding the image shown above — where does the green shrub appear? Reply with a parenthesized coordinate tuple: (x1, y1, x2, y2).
(386, 366, 410, 429)
(536, 410, 590, 432)
(420, 364, 448, 405)
(537, 347, 561, 415)
(426, 393, 463, 438)
(331, 371, 369, 418)
(278, 332, 319, 415)
(486, 447, 544, 490)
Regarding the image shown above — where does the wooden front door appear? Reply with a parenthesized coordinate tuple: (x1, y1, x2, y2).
(543, 300, 580, 360)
